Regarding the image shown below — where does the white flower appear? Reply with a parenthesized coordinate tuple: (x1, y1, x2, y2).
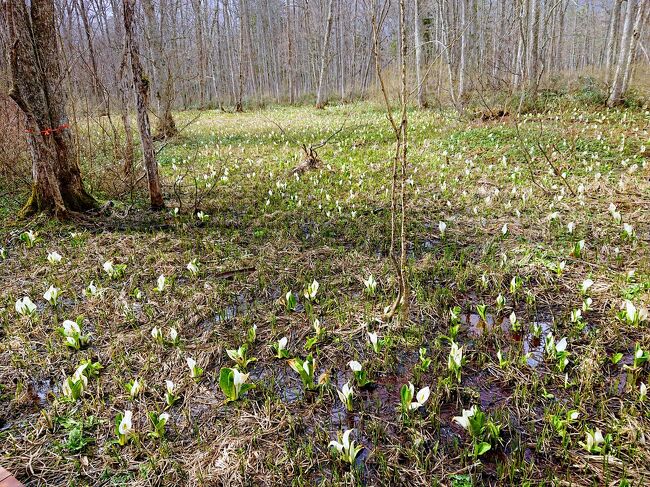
(409, 386, 430, 410)
(622, 300, 647, 323)
(165, 380, 175, 394)
(187, 357, 197, 372)
(47, 251, 62, 264)
(509, 311, 517, 327)
(555, 337, 568, 353)
(337, 382, 354, 404)
(438, 221, 447, 236)
(363, 274, 377, 293)
(156, 275, 166, 292)
(585, 428, 604, 451)
(151, 327, 163, 342)
(501, 223, 508, 235)
(581, 279, 594, 294)
(304, 279, 319, 300)
(328, 428, 363, 464)
(43, 285, 60, 305)
(158, 412, 170, 424)
(15, 296, 36, 316)
(169, 328, 178, 342)
(640, 382, 647, 402)
(623, 223, 635, 238)
(187, 260, 199, 276)
(609, 203, 622, 223)
(278, 337, 288, 350)
(129, 378, 143, 397)
(348, 360, 362, 372)
(62, 320, 80, 336)
(449, 342, 463, 368)
(118, 410, 133, 435)
(368, 332, 378, 346)
(232, 369, 250, 396)
(84, 281, 98, 297)
(329, 428, 353, 453)
(567, 222, 575, 233)
(69, 363, 89, 389)
(453, 406, 477, 430)
(103, 261, 114, 274)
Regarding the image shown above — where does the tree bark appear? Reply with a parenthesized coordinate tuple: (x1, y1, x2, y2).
(315, 0, 335, 108)
(190, 0, 208, 108)
(123, 0, 164, 209)
(3, 0, 96, 218)
(142, 0, 177, 139)
(76, 0, 102, 106)
(458, 0, 467, 100)
(605, 0, 624, 85)
(608, 0, 637, 106)
(414, 0, 425, 107)
(528, 0, 541, 100)
(621, 0, 648, 94)
(287, 0, 294, 103)
(236, 0, 245, 112)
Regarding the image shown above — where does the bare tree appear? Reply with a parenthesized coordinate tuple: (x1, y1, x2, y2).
(142, 0, 177, 139)
(605, 0, 624, 86)
(414, 0, 425, 107)
(315, 0, 335, 109)
(2, 0, 96, 217)
(370, 0, 409, 322)
(7, 0, 648, 121)
(607, 0, 640, 106)
(123, 0, 164, 209)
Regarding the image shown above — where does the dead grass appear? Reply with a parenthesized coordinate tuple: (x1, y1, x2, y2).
(1, 100, 649, 486)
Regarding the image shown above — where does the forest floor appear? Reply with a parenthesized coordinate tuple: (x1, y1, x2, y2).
(1, 101, 649, 486)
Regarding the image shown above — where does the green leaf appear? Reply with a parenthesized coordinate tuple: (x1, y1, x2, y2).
(219, 368, 236, 401)
(305, 336, 319, 350)
(474, 441, 491, 457)
(400, 384, 412, 408)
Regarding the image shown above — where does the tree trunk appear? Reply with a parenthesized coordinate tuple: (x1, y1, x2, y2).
(236, 0, 245, 112)
(414, 0, 425, 108)
(190, 0, 208, 108)
(123, 0, 164, 209)
(458, 0, 467, 100)
(315, 0, 335, 108)
(142, 0, 177, 139)
(287, 0, 294, 103)
(605, 0, 624, 85)
(4, 0, 96, 218)
(620, 0, 647, 94)
(76, 0, 102, 106)
(608, 0, 637, 106)
(528, 0, 541, 100)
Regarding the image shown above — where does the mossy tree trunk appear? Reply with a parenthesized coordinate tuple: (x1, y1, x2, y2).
(4, 0, 96, 218)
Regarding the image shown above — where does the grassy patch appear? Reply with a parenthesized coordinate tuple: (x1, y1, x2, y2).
(1, 102, 649, 485)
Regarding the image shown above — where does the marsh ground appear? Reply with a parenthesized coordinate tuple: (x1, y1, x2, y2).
(1, 101, 649, 486)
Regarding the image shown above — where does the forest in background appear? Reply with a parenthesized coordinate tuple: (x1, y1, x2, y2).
(2, 0, 649, 115)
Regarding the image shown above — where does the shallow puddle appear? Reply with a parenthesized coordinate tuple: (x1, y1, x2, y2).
(522, 321, 551, 368)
